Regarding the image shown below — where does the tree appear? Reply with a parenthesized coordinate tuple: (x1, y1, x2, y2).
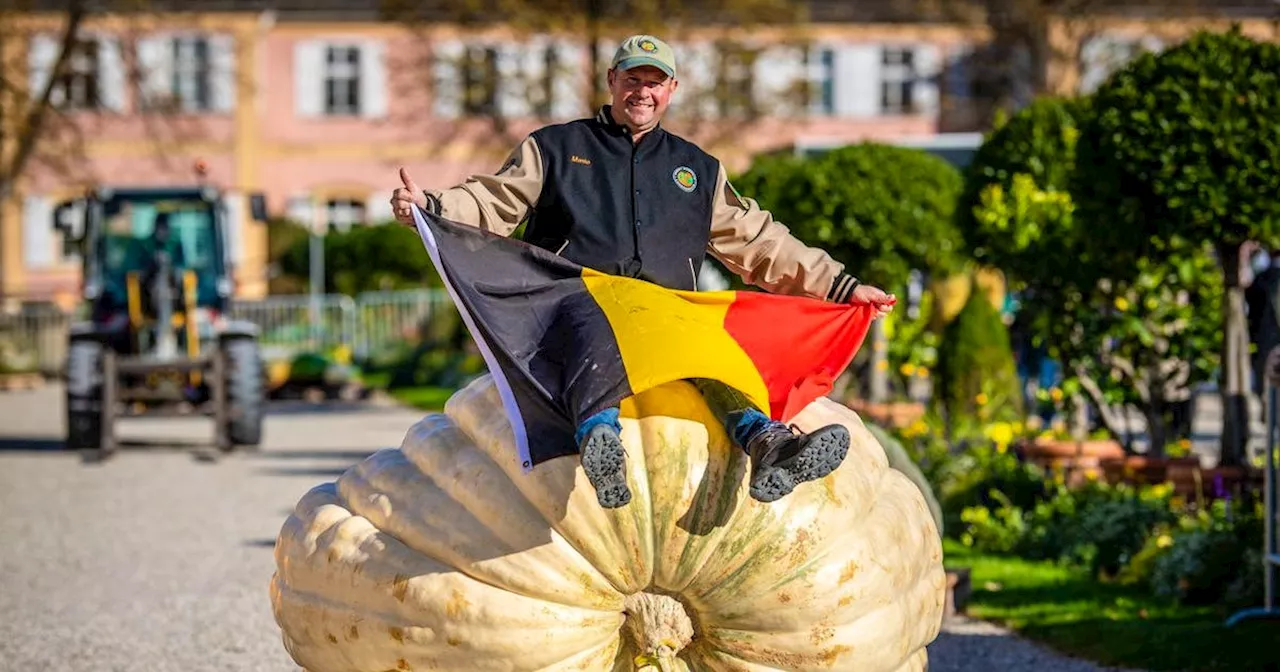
(1073, 27, 1280, 465)
(732, 143, 967, 401)
(961, 94, 1222, 453)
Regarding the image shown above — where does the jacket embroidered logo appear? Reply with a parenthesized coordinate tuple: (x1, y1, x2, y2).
(673, 166, 697, 192)
(570, 154, 592, 166)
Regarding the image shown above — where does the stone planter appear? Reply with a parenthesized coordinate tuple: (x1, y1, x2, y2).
(1100, 455, 1201, 486)
(1021, 438, 1125, 484)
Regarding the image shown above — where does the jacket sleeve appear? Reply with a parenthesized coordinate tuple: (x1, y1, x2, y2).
(422, 134, 545, 236)
(706, 162, 860, 302)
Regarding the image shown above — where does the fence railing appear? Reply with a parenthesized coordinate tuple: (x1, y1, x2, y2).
(0, 289, 457, 377)
(0, 306, 73, 377)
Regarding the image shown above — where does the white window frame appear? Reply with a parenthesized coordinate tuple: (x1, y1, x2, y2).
(324, 45, 362, 116)
(56, 38, 101, 110)
(325, 198, 366, 233)
(172, 35, 213, 111)
(880, 46, 917, 115)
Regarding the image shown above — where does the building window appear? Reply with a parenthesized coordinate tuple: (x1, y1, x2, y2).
(325, 199, 366, 233)
(715, 45, 757, 118)
(172, 37, 212, 111)
(881, 47, 916, 114)
(533, 45, 558, 118)
(461, 45, 499, 116)
(54, 39, 100, 110)
(807, 47, 836, 115)
(324, 46, 362, 115)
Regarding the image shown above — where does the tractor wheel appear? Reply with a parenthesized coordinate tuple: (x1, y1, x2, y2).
(65, 339, 105, 451)
(223, 337, 264, 448)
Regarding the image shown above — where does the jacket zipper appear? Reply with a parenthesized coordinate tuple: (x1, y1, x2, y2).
(688, 258, 697, 289)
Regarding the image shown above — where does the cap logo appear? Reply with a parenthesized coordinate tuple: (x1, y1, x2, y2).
(638, 38, 659, 53)
(673, 166, 697, 192)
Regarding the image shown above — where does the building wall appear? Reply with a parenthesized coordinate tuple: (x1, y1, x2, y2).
(11, 10, 1268, 307)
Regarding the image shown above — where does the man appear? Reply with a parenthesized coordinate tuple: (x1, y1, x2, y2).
(392, 34, 896, 508)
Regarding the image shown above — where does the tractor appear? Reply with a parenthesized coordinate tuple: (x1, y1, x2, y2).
(55, 183, 268, 457)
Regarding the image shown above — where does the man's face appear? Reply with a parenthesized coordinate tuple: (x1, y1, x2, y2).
(607, 65, 678, 132)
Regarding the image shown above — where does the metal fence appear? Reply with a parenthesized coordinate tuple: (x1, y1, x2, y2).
(0, 305, 73, 377)
(0, 289, 457, 378)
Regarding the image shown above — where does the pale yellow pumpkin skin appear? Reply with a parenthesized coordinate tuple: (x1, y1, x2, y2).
(270, 376, 945, 671)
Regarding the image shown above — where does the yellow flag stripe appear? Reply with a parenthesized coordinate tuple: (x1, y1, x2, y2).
(581, 269, 770, 415)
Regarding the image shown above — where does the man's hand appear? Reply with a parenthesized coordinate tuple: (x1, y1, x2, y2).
(391, 167, 427, 226)
(851, 283, 896, 319)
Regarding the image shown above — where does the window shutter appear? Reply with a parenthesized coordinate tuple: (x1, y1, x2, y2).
(518, 39, 549, 118)
(366, 189, 393, 223)
(23, 195, 54, 269)
(755, 44, 806, 118)
(431, 39, 463, 118)
(360, 39, 387, 119)
(97, 37, 126, 112)
(286, 195, 315, 231)
(210, 33, 237, 113)
(136, 34, 172, 109)
(495, 44, 528, 118)
(833, 44, 880, 117)
(294, 40, 325, 117)
(29, 34, 59, 103)
(914, 43, 941, 116)
(220, 191, 245, 265)
(551, 39, 586, 120)
(675, 41, 717, 118)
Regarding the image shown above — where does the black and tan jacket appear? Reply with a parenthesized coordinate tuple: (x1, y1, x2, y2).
(422, 106, 859, 303)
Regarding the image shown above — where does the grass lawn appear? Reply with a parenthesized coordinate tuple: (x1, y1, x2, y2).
(943, 539, 1280, 671)
(386, 386, 455, 411)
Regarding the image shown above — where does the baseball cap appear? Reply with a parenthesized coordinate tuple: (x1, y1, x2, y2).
(610, 34, 677, 79)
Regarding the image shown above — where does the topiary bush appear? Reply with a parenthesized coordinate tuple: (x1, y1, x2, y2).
(935, 277, 1023, 424)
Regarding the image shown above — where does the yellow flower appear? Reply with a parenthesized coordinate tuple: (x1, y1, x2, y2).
(1114, 296, 1130, 311)
(975, 393, 989, 406)
(1050, 387, 1064, 402)
(1156, 534, 1173, 549)
(876, 359, 889, 371)
(916, 367, 930, 377)
(1145, 296, 1159, 311)
(985, 422, 1015, 453)
(900, 363, 918, 377)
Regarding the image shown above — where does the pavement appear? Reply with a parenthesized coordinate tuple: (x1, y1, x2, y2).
(0, 383, 1127, 672)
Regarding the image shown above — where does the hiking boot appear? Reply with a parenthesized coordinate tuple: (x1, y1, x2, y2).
(579, 423, 631, 509)
(744, 422, 850, 503)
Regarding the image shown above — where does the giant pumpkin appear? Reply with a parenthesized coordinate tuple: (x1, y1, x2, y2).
(270, 375, 945, 671)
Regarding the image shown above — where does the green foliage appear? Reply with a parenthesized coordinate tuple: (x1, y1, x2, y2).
(732, 143, 966, 290)
(279, 224, 444, 295)
(935, 280, 1023, 423)
(1074, 27, 1280, 258)
(1149, 499, 1265, 607)
(957, 96, 1089, 280)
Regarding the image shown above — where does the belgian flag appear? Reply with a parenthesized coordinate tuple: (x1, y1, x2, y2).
(411, 207, 877, 471)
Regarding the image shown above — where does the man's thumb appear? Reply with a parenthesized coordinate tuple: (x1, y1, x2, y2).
(399, 166, 421, 195)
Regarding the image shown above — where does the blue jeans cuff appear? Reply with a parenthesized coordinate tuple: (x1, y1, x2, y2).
(729, 408, 774, 448)
(575, 407, 622, 445)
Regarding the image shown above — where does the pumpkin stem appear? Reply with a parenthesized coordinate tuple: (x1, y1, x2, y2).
(623, 592, 695, 670)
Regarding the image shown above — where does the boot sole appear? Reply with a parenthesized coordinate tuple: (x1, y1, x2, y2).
(581, 428, 631, 509)
(749, 466, 796, 503)
(782, 427, 850, 484)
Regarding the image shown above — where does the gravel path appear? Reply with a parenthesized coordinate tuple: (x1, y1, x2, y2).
(928, 616, 1134, 672)
(0, 384, 1131, 672)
